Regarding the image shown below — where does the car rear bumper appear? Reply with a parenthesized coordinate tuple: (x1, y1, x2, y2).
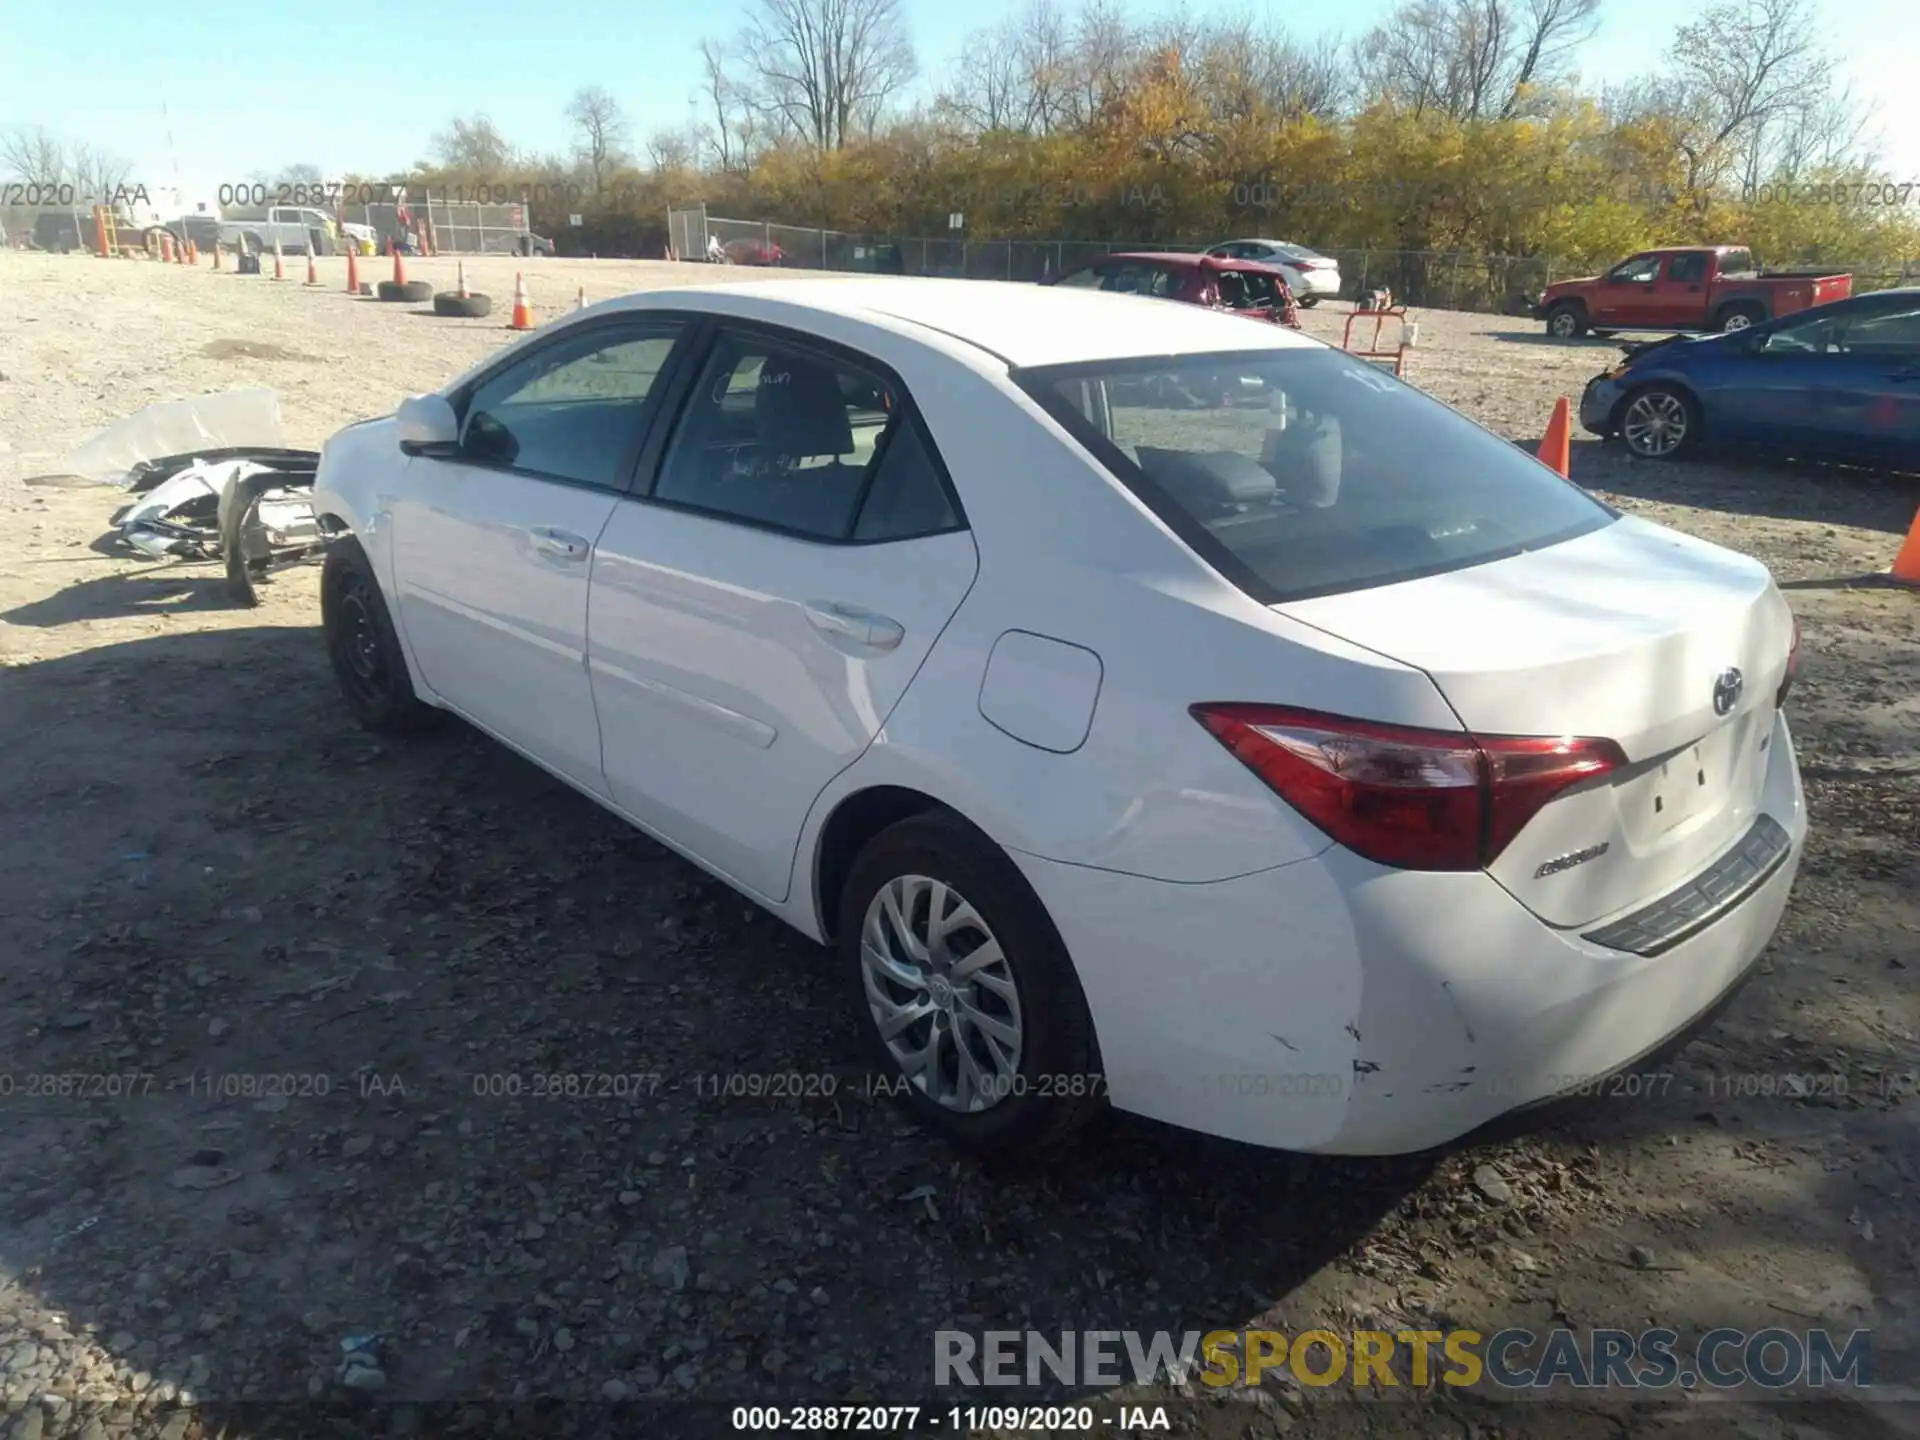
(1294, 271, 1341, 297)
(1015, 709, 1805, 1156)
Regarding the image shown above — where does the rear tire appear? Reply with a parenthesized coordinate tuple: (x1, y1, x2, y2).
(841, 812, 1104, 1156)
(376, 279, 434, 303)
(432, 291, 493, 318)
(1715, 303, 1763, 333)
(320, 539, 442, 734)
(1297, 295, 1320, 308)
(1546, 303, 1588, 339)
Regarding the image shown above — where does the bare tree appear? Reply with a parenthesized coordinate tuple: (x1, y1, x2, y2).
(1355, 0, 1600, 120)
(431, 115, 516, 174)
(729, 0, 918, 150)
(1192, 19, 1349, 123)
(1067, 0, 1136, 126)
(69, 143, 135, 200)
(1658, 0, 1853, 193)
(566, 87, 630, 194)
(935, 0, 1083, 136)
(1, 126, 70, 187)
(644, 128, 698, 171)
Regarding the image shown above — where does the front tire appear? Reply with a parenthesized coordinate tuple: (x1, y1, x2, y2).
(1297, 295, 1320, 308)
(1617, 384, 1700, 460)
(1546, 303, 1588, 339)
(320, 539, 442, 734)
(841, 812, 1103, 1155)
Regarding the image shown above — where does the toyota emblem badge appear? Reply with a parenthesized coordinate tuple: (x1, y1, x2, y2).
(1712, 667, 1744, 717)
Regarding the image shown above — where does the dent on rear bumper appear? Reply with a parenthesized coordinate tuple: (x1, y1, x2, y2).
(1017, 712, 1806, 1156)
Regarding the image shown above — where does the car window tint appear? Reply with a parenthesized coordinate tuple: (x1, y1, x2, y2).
(1843, 302, 1920, 353)
(652, 332, 898, 540)
(1147, 267, 1183, 297)
(1103, 264, 1152, 294)
(1016, 348, 1611, 603)
(852, 418, 960, 541)
(1610, 255, 1661, 284)
(460, 324, 682, 486)
(1666, 253, 1707, 283)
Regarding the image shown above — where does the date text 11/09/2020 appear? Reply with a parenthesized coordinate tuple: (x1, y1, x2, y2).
(730, 1406, 1170, 1432)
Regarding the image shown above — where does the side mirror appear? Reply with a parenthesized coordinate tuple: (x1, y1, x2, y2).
(396, 394, 459, 456)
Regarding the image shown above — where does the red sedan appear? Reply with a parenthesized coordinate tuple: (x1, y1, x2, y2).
(1046, 252, 1302, 327)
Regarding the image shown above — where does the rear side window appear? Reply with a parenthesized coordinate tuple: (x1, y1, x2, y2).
(1015, 348, 1612, 603)
(650, 330, 962, 543)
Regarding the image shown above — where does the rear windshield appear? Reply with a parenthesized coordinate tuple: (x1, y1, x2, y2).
(1014, 347, 1613, 603)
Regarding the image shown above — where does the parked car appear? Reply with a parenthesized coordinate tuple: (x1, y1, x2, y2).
(310, 277, 1805, 1158)
(218, 205, 336, 256)
(1534, 246, 1851, 339)
(1579, 287, 1920, 466)
(724, 237, 785, 266)
(1202, 238, 1341, 305)
(1046, 252, 1301, 327)
(516, 232, 555, 257)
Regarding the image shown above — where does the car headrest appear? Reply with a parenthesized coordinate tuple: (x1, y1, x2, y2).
(755, 356, 854, 459)
(1134, 447, 1278, 511)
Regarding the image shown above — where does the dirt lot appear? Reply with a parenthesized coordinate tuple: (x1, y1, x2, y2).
(1, 250, 1917, 1440)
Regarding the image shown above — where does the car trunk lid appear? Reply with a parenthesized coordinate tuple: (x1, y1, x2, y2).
(1275, 517, 1794, 927)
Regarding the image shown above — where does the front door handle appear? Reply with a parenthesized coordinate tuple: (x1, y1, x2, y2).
(802, 600, 904, 651)
(530, 527, 590, 561)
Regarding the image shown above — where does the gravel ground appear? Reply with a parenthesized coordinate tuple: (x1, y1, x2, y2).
(1, 250, 1918, 1440)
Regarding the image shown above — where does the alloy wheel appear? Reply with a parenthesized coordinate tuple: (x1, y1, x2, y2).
(860, 874, 1023, 1113)
(1621, 391, 1690, 457)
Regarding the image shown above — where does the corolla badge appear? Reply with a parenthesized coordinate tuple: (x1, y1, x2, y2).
(1712, 667, 1744, 717)
(1534, 842, 1610, 879)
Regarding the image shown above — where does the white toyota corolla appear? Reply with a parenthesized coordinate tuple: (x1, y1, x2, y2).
(311, 277, 1805, 1156)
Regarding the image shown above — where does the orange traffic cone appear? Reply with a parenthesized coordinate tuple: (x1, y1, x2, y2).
(575, 285, 586, 311)
(456, 261, 469, 299)
(392, 244, 407, 288)
(212, 242, 223, 271)
(345, 246, 359, 292)
(510, 271, 533, 330)
(1891, 507, 1920, 586)
(174, 236, 185, 265)
(305, 249, 319, 285)
(1537, 396, 1571, 478)
(157, 232, 171, 263)
(272, 239, 285, 281)
(187, 240, 198, 265)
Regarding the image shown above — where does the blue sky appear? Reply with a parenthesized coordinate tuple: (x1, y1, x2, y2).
(2, 0, 1914, 205)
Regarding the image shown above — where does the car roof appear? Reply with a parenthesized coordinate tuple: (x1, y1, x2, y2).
(1091, 251, 1289, 276)
(606, 276, 1320, 368)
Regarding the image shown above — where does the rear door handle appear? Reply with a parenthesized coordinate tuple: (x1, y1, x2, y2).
(530, 527, 590, 561)
(802, 600, 904, 651)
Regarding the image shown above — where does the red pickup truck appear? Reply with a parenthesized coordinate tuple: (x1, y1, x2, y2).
(1533, 246, 1852, 339)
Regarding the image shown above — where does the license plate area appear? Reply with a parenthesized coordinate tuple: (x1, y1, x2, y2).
(1643, 723, 1739, 834)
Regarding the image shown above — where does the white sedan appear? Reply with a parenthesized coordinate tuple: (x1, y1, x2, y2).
(1204, 239, 1342, 304)
(311, 277, 1805, 1156)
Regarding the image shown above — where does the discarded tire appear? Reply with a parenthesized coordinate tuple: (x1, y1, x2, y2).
(432, 291, 493, 318)
(376, 280, 434, 303)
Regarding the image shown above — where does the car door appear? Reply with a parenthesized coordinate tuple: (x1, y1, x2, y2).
(586, 323, 980, 902)
(1720, 308, 1843, 449)
(1645, 251, 1709, 329)
(1591, 253, 1663, 325)
(1806, 298, 1920, 464)
(387, 315, 691, 795)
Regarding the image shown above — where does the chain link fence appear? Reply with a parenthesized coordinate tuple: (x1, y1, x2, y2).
(343, 200, 534, 255)
(663, 207, 1920, 313)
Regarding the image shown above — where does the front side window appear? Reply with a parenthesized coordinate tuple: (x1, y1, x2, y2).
(1016, 348, 1612, 603)
(1762, 299, 1920, 356)
(1609, 255, 1662, 284)
(650, 331, 960, 543)
(459, 323, 682, 486)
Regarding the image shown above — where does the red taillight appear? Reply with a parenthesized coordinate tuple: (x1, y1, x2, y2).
(1777, 615, 1801, 707)
(1191, 704, 1626, 872)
